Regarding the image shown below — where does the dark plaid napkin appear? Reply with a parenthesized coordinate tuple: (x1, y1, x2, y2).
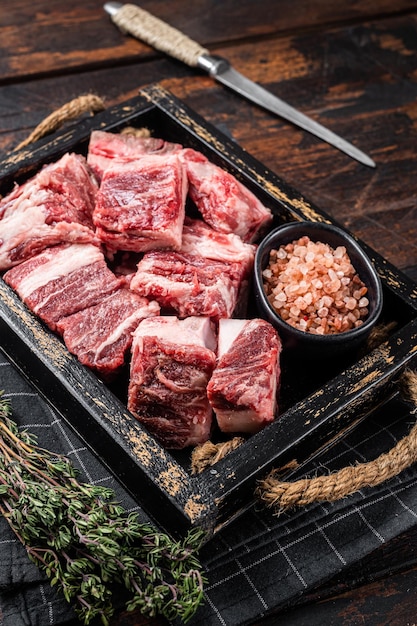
(1, 348, 417, 626)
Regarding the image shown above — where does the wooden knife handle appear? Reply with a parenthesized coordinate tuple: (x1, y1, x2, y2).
(111, 3, 209, 67)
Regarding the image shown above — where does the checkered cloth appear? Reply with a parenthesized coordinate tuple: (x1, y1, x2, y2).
(1, 349, 417, 626)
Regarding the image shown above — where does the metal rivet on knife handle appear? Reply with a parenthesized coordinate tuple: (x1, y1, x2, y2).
(105, 2, 209, 67)
(104, 2, 376, 167)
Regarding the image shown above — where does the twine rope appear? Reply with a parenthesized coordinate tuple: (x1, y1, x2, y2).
(191, 437, 245, 474)
(120, 126, 151, 138)
(257, 369, 417, 512)
(14, 94, 105, 150)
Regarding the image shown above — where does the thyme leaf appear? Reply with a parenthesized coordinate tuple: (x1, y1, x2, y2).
(0, 392, 206, 624)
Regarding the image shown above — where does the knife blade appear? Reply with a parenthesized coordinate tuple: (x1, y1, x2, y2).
(104, 2, 375, 168)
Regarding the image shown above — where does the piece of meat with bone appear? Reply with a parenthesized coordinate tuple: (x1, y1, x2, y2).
(0, 153, 98, 271)
(3, 243, 122, 332)
(130, 217, 255, 320)
(128, 316, 217, 449)
(130, 250, 244, 321)
(56, 289, 160, 381)
(93, 153, 187, 254)
(207, 318, 282, 434)
(180, 148, 273, 243)
(87, 130, 182, 181)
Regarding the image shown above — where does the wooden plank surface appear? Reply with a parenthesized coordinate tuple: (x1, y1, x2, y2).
(2, 1, 417, 81)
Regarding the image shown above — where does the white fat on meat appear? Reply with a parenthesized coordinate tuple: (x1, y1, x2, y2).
(0, 153, 98, 270)
(130, 218, 255, 320)
(135, 315, 217, 352)
(130, 250, 241, 320)
(3, 243, 122, 332)
(128, 316, 217, 449)
(87, 130, 182, 181)
(133, 315, 217, 351)
(11, 243, 103, 300)
(0, 205, 96, 271)
(181, 217, 256, 265)
(217, 318, 248, 356)
(207, 318, 282, 434)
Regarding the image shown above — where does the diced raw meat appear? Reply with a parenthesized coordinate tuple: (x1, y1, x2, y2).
(128, 316, 217, 449)
(87, 130, 182, 181)
(180, 148, 273, 242)
(207, 318, 282, 434)
(130, 217, 255, 320)
(3, 243, 122, 332)
(0, 153, 98, 270)
(181, 217, 256, 316)
(56, 289, 160, 380)
(130, 250, 244, 320)
(93, 154, 187, 254)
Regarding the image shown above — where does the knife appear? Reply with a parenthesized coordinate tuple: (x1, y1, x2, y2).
(104, 2, 376, 168)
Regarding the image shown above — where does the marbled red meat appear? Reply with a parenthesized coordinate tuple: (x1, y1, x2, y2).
(93, 153, 187, 254)
(130, 250, 243, 320)
(207, 318, 281, 433)
(180, 148, 273, 242)
(87, 130, 182, 181)
(181, 217, 256, 315)
(128, 316, 217, 448)
(0, 153, 98, 270)
(56, 288, 160, 380)
(130, 218, 255, 320)
(3, 243, 122, 332)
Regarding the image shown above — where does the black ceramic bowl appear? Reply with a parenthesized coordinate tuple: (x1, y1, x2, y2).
(253, 221, 383, 359)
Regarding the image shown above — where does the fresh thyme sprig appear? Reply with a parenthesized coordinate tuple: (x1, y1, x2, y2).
(0, 392, 206, 624)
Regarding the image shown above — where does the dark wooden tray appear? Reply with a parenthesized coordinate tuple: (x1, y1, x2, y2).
(1, 84, 417, 539)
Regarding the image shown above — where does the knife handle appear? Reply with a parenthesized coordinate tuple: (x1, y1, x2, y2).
(109, 3, 209, 67)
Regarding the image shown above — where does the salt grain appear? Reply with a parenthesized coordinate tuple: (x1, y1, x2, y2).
(263, 235, 369, 334)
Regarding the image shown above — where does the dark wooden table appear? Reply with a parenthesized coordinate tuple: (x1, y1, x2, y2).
(2, 1, 417, 624)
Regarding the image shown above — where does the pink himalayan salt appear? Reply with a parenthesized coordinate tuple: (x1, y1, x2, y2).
(262, 235, 369, 335)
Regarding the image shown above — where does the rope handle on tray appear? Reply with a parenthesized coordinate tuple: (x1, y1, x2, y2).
(191, 369, 417, 515)
(14, 94, 106, 151)
(14, 94, 154, 152)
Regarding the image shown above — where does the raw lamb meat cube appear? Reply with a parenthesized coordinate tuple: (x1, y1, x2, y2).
(180, 217, 256, 315)
(3, 243, 122, 332)
(128, 316, 217, 449)
(0, 153, 98, 270)
(180, 148, 273, 243)
(207, 318, 282, 434)
(130, 217, 255, 320)
(129, 250, 243, 321)
(56, 289, 160, 380)
(87, 130, 182, 181)
(93, 153, 187, 254)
